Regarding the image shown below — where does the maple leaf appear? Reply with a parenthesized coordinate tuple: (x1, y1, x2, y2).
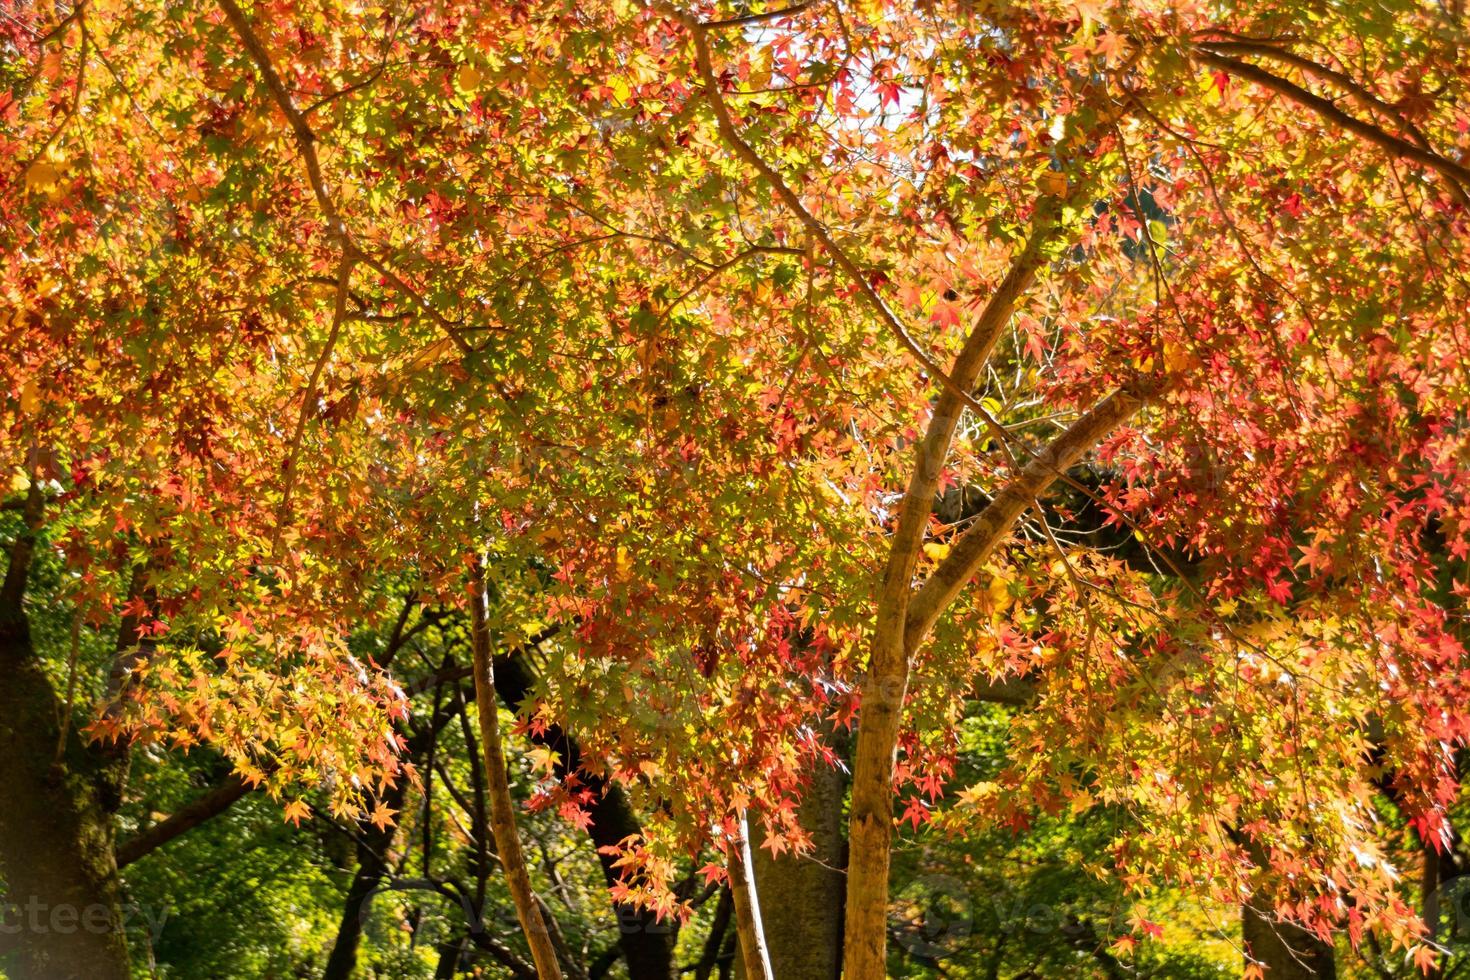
(899, 796, 930, 830)
(368, 801, 397, 831)
(1128, 910, 1163, 940)
(527, 745, 560, 774)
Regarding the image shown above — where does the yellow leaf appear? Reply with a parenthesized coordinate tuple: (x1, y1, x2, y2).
(922, 541, 951, 561)
(24, 160, 61, 193)
(527, 746, 560, 773)
(455, 64, 483, 92)
(956, 781, 997, 806)
(18, 380, 40, 414)
(986, 574, 1011, 611)
(1037, 170, 1067, 197)
(1163, 340, 1190, 373)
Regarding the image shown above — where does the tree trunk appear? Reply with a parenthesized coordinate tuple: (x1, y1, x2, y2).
(494, 651, 677, 979)
(1242, 904, 1337, 978)
(321, 776, 412, 980)
(469, 562, 564, 980)
(737, 738, 846, 980)
(435, 937, 466, 978)
(322, 850, 391, 980)
(841, 218, 1064, 979)
(693, 889, 733, 980)
(0, 558, 130, 977)
(726, 812, 773, 980)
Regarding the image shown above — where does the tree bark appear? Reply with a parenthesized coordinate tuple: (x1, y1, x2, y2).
(468, 562, 564, 980)
(0, 488, 130, 980)
(737, 736, 847, 980)
(726, 812, 773, 980)
(1242, 904, 1337, 979)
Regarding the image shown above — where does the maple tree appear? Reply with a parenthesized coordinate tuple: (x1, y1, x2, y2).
(4, 0, 1470, 977)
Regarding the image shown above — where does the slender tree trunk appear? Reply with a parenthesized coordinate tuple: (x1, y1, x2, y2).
(468, 562, 564, 980)
(679, 25, 1138, 978)
(726, 812, 773, 980)
(0, 488, 129, 980)
(845, 387, 1142, 978)
(842, 221, 1064, 978)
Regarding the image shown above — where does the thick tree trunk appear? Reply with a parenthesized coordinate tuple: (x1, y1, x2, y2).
(0, 612, 129, 978)
(468, 563, 564, 980)
(737, 738, 846, 980)
(1242, 904, 1337, 979)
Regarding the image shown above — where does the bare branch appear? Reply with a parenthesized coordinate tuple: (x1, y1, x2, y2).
(699, 0, 820, 29)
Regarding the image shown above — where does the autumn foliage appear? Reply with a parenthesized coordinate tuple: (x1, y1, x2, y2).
(4, 0, 1470, 976)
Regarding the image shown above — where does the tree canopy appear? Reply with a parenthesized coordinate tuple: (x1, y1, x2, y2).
(4, 0, 1470, 977)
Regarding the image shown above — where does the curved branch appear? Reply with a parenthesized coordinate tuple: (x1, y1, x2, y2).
(1196, 48, 1470, 193)
(275, 250, 354, 543)
(115, 772, 251, 868)
(216, 0, 472, 353)
(906, 387, 1146, 648)
(1197, 40, 1432, 149)
(671, 6, 1062, 427)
